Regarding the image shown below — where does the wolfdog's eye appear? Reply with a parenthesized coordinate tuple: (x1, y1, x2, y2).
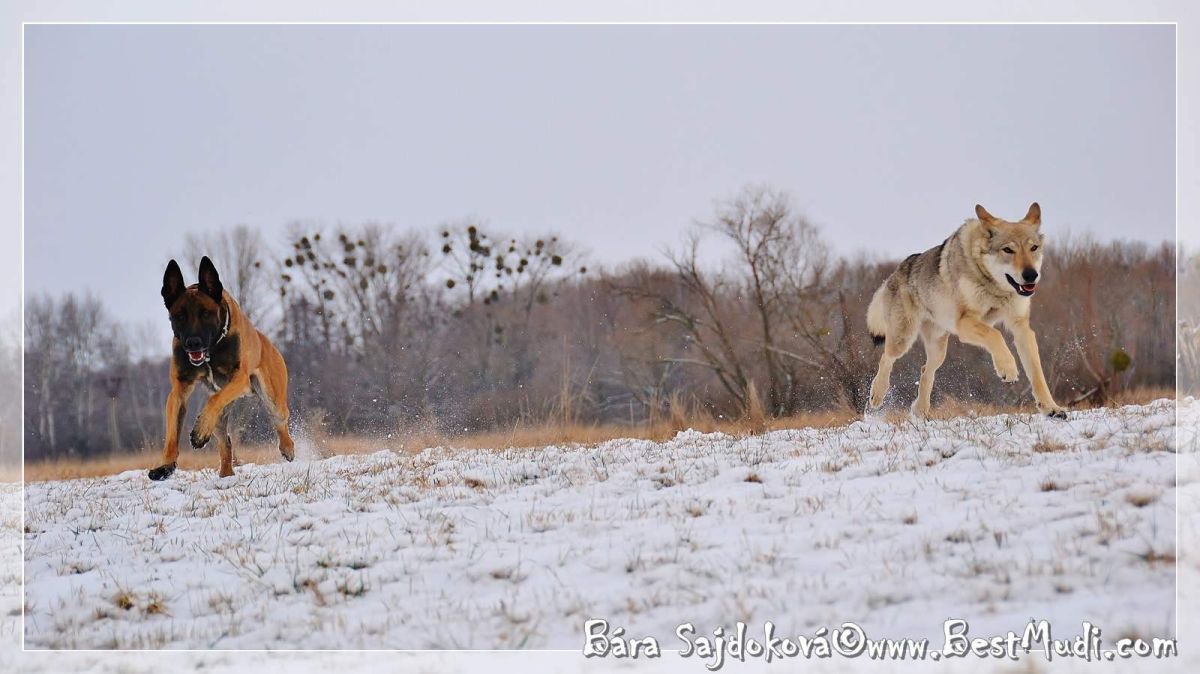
(1001, 247, 1015, 254)
(1030, 245, 1039, 252)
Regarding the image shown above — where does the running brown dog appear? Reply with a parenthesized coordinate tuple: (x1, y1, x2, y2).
(149, 256, 295, 480)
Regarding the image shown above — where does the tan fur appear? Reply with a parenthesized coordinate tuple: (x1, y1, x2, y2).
(152, 258, 294, 480)
(865, 202, 1066, 419)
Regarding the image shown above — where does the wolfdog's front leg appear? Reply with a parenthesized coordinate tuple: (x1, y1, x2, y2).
(955, 316, 1019, 383)
(1010, 319, 1067, 419)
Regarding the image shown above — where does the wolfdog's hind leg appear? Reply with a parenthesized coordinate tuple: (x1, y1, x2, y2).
(869, 324, 917, 410)
(911, 327, 949, 418)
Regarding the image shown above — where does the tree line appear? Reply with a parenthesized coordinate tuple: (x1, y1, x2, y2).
(23, 187, 1176, 460)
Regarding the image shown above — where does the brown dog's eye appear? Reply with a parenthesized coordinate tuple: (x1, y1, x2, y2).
(1002, 247, 1015, 254)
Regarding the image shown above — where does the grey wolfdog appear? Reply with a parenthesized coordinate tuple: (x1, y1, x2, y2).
(866, 202, 1067, 419)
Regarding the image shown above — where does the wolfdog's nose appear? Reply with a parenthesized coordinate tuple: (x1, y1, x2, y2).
(184, 336, 203, 350)
(1021, 268, 1038, 283)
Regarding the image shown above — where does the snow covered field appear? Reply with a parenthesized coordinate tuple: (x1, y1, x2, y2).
(22, 401, 1179, 650)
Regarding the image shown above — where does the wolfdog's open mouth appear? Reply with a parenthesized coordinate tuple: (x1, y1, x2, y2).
(1005, 274, 1037, 297)
(186, 349, 209, 366)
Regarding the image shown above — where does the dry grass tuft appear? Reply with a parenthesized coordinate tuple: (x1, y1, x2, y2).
(112, 591, 135, 611)
(1139, 549, 1176, 566)
(1124, 490, 1160, 508)
(144, 592, 169, 617)
(743, 384, 770, 436)
(1033, 440, 1068, 454)
(1039, 478, 1066, 492)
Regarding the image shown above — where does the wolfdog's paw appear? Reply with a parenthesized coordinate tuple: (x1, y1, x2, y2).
(910, 400, 931, 418)
(994, 360, 1020, 383)
(148, 462, 176, 481)
(869, 381, 889, 409)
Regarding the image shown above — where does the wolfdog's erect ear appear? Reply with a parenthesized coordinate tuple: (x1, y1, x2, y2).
(197, 256, 224, 302)
(1021, 202, 1041, 226)
(974, 204, 1002, 237)
(162, 259, 185, 310)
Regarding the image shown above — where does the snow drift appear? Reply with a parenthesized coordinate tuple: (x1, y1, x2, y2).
(23, 400, 1178, 649)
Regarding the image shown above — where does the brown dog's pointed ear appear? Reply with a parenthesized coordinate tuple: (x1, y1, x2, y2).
(197, 256, 223, 303)
(1022, 202, 1041, 226)
(162, 259, 185, 310)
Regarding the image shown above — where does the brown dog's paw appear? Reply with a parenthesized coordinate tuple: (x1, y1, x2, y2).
(190, 426, 210, 449)
(148, 463, 177, 481)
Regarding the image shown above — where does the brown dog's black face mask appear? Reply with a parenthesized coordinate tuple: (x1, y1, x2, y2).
(161, 257, 226, 366)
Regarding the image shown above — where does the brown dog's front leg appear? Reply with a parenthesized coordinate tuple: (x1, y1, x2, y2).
(211, 411, 236, 477)
(150, 379, 195, 481)
(191, 372, 251, 454)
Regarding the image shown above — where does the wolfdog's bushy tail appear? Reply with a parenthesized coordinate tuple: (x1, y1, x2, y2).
(866, 283, 889, 346)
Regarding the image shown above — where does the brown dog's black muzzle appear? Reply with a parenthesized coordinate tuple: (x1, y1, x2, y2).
(183, 336, 210, 365)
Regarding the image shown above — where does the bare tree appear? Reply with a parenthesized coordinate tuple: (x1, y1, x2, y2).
(706, 186, 832, 415)
(619, 234, 755, 415)
(24, 294, 126, 458)
(0, 308, 20, 466)
(183, 224, 273, 327)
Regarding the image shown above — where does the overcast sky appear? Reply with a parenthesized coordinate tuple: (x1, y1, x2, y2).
(23, 24, 1174, 344)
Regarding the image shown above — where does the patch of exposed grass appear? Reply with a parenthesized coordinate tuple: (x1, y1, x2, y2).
(1033, 439, 1067, 453)
(1125, 491, 1160, 508)
(24, 386, 1173, 481)
(1039, 478, 1066, 492)
(1139, 549, 1176, 566)
(112, 591, 135, 611)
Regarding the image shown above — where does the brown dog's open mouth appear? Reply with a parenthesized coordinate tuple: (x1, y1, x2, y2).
(186, 349, 209, 366)
(1005, 274, 1037, 297)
